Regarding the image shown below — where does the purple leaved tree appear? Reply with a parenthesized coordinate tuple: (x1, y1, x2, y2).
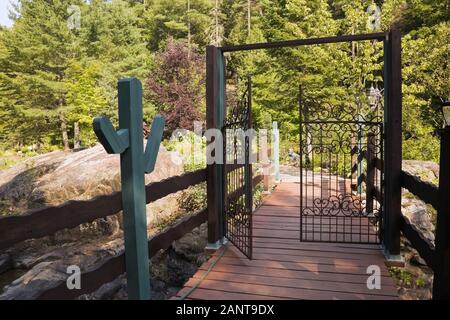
(145, 39, 205, 136)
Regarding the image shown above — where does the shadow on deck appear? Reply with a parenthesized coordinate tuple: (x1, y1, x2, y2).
(174, 182, 399, 300)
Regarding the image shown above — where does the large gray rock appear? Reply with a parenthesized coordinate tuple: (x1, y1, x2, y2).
(0, 254, 12, 275)
(402, 160, 439, 184)
(0, 239, 124, 300)
(0, 143, 183, 238)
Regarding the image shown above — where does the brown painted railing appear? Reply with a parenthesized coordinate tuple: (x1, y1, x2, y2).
(0, 169, 207, 250)
(0, 169, 207, 298)
(37, 207, 208, 299)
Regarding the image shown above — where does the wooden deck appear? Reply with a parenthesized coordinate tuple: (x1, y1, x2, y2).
(175, 182, 399, 300)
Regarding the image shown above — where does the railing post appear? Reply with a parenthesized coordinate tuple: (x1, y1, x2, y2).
(366, 133, 375, 215)
(272, 121, 280, 183)
(383, 28, 402, 259)
(93, 78, 165, 300)
(206, 45, 225, 249)
(433, 126, 450, 299)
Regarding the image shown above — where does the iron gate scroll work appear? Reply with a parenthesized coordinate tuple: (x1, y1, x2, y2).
(300, 101, 384, 244)
(223, 77, 253, 258)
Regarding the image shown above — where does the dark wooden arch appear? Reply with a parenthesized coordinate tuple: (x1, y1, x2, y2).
(205, 30, 402, 258)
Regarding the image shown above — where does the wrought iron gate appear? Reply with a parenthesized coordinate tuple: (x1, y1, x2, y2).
(299, 101, 384, 244)
(223, 77, 253, 258)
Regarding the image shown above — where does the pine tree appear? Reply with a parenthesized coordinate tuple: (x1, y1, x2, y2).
(143, 0, 212, 51)
(0, 0, 84, 149)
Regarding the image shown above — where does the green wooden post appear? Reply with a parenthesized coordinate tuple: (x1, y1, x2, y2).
(93, 78, 165, 300)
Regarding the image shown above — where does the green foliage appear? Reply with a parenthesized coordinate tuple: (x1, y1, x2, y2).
(0, 0, 447, 165)
(389, 267, 414, 286)
(163, 130, 206, 172)
(143, 0, 212, 51)
(0, 0, 150, 151)
(177, 183, 207, 214)
(65, 61, 108, 147)
(389, 266, 429, 288)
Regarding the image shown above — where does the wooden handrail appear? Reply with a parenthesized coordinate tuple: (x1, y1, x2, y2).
(0, 168, 207, 250)
(399, 214, 435, 269)
(400, 171, 438, 209)
(35, 174, 264, 299)
(36, 207, 208, 300)
(398, 170, 437, 271)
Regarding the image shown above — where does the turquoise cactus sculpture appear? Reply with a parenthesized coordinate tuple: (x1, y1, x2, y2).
(93, 78, 165, 300)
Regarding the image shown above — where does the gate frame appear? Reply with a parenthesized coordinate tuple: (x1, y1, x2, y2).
(206, 29, 402, 259)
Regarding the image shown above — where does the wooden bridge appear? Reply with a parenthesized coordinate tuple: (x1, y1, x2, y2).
(1, 30, 449, 300)
(175, 182, 399, 300)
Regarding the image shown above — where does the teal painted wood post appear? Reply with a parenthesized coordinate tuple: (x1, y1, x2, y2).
(272, 121, 280, 182)
(93, 78, 165, 300)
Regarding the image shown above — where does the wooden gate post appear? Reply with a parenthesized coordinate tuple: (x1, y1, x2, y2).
(93, 78, 165, 300)
(433, 126, 450, 299)
(382, 29, 402, 259)
(206, 45, 225, 249)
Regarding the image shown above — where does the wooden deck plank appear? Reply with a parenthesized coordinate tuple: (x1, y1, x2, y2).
(210, 256, 390, 276)
(176, 287, 291, 300)
(191, 271, 398, 296)
(174, 182, 398, 300)
(182, 279, 397, 300)
(252, 237, 383, 250)
(197, 264, 395, 285)
(252, 241, 383, 256)
(214, 250, 384, 267)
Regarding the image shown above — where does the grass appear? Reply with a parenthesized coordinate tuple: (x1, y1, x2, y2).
(389, 266, 428, 288)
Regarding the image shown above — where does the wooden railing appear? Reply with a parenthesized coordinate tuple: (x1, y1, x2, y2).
(399, 171, 436, 268)
(397, 127, 450, 299)
(0, 169, 207, 250)
(0, 167, 265, 299)
(0, 169, 207, 299)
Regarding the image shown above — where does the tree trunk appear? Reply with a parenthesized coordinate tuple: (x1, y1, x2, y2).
(74, 121, 81, 149)
(59, 113, 69, 151)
